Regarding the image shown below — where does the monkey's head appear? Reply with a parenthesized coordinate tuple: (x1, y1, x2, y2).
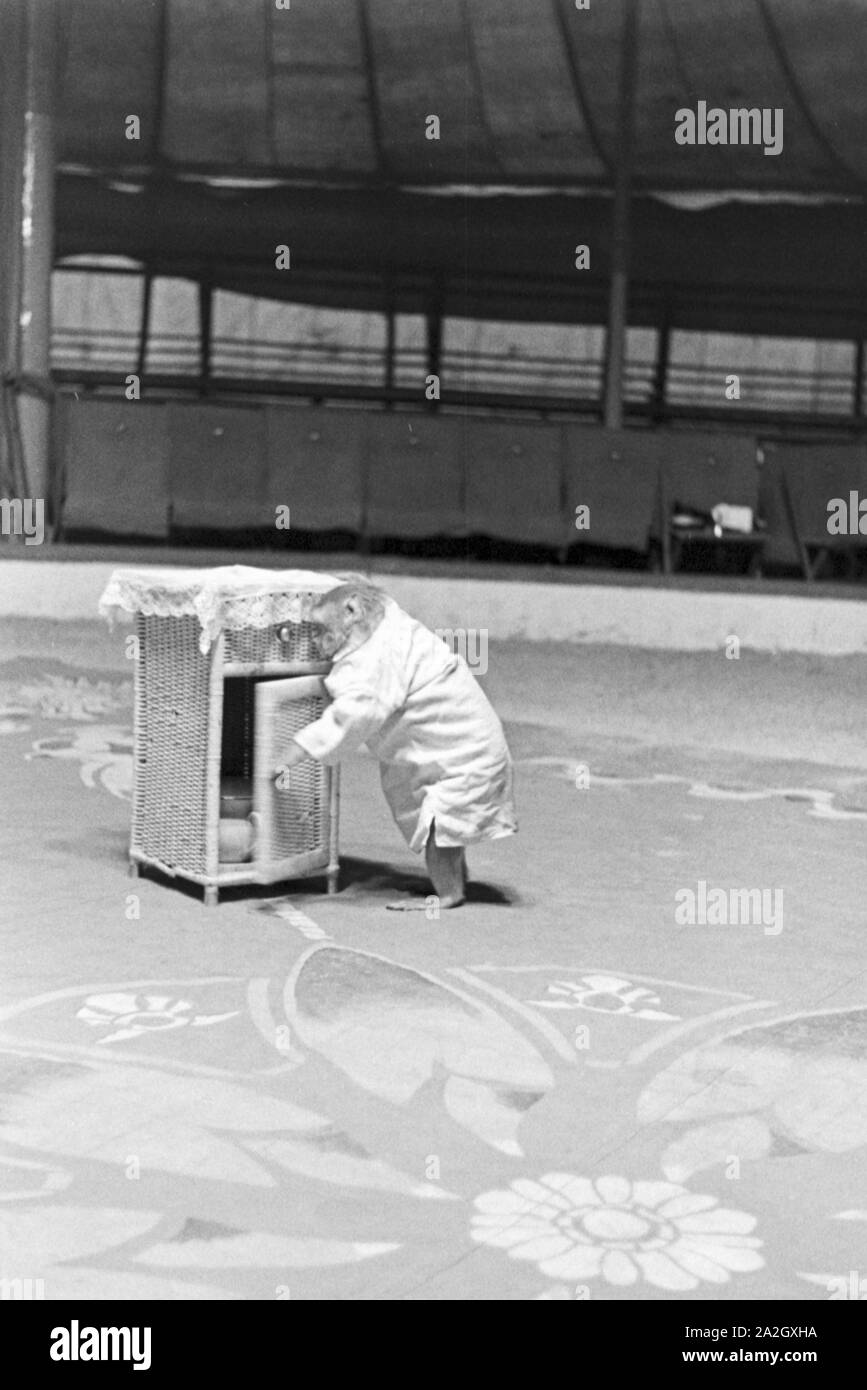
(308, 583, 387, 661)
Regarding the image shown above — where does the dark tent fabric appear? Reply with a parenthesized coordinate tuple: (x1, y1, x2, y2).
(563, 427, 662, 553)
(364, 414, 467, 538)
(53, 179, 867, 340)
(34, 0, 867, 343)
(657, 432, 760, 520)
(759, 441, 867, 569)
(463, 421, 563, 546)
(60, 395, 783, 560)
(60, 398, 170, 537)
(56, 0, 867, 195)
(10, 0, 867, 550)
(169, 405, 270, 531)
(265, 407, 366, 534)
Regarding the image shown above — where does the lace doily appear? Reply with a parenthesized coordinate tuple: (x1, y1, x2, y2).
(99, 566, 342, 653)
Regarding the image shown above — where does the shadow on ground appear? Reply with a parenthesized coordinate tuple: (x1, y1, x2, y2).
(127, 854, 516, 909)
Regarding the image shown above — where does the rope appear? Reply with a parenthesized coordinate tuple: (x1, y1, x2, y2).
(2, 370, 57, 403)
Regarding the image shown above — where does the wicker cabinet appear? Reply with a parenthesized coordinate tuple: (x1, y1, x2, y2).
(101, 568, 342, 907)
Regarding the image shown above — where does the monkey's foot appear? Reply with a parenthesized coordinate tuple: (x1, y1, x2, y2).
(386, 895, 465, 911)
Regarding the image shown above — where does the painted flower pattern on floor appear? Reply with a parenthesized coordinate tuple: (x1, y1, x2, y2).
(471, 1173, 763, 1292)
(1, 955, 865, 1299)
(0, 674, 132, 729)
(0, 672, 134, 797)
(2, 663, 866, 1298)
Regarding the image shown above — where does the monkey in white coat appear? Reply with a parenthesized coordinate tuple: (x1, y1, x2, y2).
(276, 583, 516, 909)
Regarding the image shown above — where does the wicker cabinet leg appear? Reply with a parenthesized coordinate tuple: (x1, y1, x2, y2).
(204, 886, 219, 908)
(127, 860, 139, 878)
(326, 765, 340, 897)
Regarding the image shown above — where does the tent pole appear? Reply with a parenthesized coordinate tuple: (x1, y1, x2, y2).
(602, 0, 639, 432)
(426, 283, 443, 413)
(17, 0, 59, 522)
(0, 2, 26, 501)
(384, 274, 395, 408)
(853, 338, 864, 418)
(136, 270, 154, 387)
(652, 314, 671, 423)
(198, 280, 213, 397)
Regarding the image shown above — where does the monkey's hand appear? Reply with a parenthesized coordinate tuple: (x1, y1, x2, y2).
(274, 739, 310, 788)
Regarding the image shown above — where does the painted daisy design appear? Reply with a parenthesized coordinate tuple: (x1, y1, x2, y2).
(471, 1173, 763, 1291)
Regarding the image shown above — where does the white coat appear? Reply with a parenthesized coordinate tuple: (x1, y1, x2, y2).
(293, 601, 517, 852)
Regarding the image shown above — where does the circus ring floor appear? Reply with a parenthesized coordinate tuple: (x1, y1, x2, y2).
(1, 617, 866, 1302)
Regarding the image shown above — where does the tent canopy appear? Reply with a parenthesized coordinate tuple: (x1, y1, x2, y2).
(60, 0, 867, 194)
(48, 0, 867, 339)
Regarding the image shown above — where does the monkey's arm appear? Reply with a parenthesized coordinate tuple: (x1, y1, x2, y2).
(273, 739, 308, 781)
(290, 686, 390, 765)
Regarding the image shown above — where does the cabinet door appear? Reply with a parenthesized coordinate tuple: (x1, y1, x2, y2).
(253, 676, 334, 881)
